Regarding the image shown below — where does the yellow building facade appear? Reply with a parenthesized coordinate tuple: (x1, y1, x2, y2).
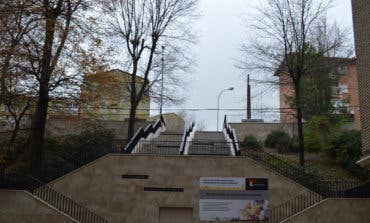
(80, 69, 150, 121)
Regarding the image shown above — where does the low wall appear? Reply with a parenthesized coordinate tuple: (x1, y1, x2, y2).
(50, 154, 308, 223)
(283, 198, 370, 223)
(0, 190, 76, 223)
(230, 122, 298, 141)
(46, 118, 153, 140)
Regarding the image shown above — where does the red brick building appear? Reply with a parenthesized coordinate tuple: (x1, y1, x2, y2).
(277, 57, 361, 129)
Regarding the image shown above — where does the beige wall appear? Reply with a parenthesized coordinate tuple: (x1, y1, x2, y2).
(283, 198, 370, 223)
(0, 190, 76, 223)
(49, 154, 308, 223)
(230, 122, 298, 142)
(148, 113, 185, 132)
(46, 118, 153, 140)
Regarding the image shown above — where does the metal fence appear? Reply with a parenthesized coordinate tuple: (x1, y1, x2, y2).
(130, 141, 236, 156)
(242, 148, 370, 198)
(33, 183, 109, 223)
(269, 190, 323, 223)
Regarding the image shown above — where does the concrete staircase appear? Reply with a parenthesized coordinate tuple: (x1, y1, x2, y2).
(133, 131, 183, 155)
(188, 131, 232, 155)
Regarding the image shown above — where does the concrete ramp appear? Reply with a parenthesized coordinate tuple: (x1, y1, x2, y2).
(282, 198, 370, 223)
(0, 190, 77, 223)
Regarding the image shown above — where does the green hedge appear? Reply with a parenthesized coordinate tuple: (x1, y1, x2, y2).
(265, 130, 292, 153)
(327, 130, 370, 180)
(243, 135, 261, 150)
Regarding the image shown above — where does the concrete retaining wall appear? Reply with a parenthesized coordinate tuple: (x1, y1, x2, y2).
(50, 154, 308, 223)
(46, 118, 152, 140)
(230, 122, 298, 141)
(0, 190, 76, 223)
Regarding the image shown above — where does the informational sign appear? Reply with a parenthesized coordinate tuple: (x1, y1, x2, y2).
(199, 177, 269, 222)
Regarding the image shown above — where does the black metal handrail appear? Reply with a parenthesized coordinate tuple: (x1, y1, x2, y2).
(123, 117, 165, 154)
(269, 190, 323, 223)
(1, 176, 109, 223)
(142, 124, 154, 139)
(179, 122, 195, 155)
(122, 127, 145, 154)
(223, 116, 241, 156)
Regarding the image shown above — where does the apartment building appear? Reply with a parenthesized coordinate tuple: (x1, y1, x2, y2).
(277, 57, 360, 129)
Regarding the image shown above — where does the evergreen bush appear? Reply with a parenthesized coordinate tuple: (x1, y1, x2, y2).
(265, 130, 292, 153)
(327, 130, 370, 180)
(243, 135, 261, 150)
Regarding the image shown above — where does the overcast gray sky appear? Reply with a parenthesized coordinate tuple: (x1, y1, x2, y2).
(164, 0, 354, 130)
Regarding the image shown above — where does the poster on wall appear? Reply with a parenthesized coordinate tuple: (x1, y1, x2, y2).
(199, 177, 269, 221)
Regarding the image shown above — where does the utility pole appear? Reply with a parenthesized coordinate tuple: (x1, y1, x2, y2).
(160, 46, 165, 116)
(247, 75, 251, 120)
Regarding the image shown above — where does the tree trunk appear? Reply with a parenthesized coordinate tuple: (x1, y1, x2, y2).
(295, 81, 305, 167)
(29, 10, 56, 177)
(8, 119, 20, 152)
(30, 87, 49, 177)
(127, 101, 138, 141)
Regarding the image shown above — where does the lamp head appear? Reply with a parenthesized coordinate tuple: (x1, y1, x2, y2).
(228, 87, 234, 91)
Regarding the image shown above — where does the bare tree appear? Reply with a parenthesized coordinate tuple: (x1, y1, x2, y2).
(14, 0, 105, 176)
(240, 0, 350, 166)
(105, 0, 198, 140)
(0, 0, 38, 152)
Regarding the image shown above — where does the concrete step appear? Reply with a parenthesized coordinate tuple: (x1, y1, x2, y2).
(188, 143, 231, 156)
(153, 132, 183, 141)
(193, 131, 226, 142)
(134, 141, 181, 155)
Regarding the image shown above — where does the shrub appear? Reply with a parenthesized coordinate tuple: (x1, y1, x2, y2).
(265, 130, 292, 153)
(327, 130, 370, 180)
(304, 130, 322, 153)
(328, 130, 362, 164)
(275, 134, 292, 153)
(290, 135, 300, 153)
(303, 115, 330, 153)
(265, 130, 286, 148)
(6, 126, 115, 179)
(57, 127, 115, 163)
(243, 135, 261, 150)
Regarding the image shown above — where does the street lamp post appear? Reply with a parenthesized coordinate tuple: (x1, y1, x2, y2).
(217, 87, 234, 131)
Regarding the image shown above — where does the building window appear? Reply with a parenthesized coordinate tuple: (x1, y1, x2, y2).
(338, 83, 349, 94)
(337, 66, 348, 75)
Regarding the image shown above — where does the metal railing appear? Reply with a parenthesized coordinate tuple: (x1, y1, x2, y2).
(40, 145, 117, 183)
(269, 190, 323, 223)
(123, 118, 165, 154)
(244, 147, 370, 196)
(0, 176, 109, 223)
(223, 116, 241, 155)
(179, 122, 195, 155)
(130, 141, 237, 156)
(122, 127, 145, 154)
(133, 141, 183, 155)
(268, 180, 369, 223)
(188, 141, 234, 156)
